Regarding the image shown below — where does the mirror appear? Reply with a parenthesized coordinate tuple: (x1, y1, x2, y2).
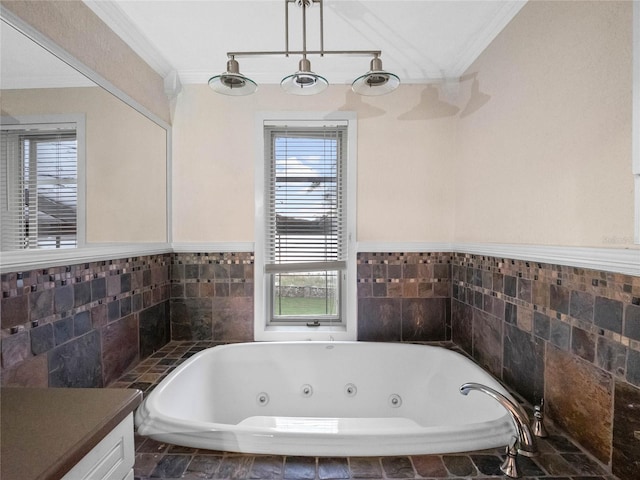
(0, 19, 168, 245)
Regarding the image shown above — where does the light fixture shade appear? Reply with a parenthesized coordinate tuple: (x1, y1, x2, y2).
(208, 58, 257, 96)
(351, 56, 400, 96)
(280, 58, 328, 95)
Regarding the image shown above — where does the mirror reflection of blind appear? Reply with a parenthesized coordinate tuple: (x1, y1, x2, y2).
(1, 127, 77, 250)
(264, 124, 347, 273)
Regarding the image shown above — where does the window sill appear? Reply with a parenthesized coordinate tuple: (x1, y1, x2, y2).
(255, 324, 356, 342)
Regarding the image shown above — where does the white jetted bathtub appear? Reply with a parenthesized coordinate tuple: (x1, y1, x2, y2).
(135, 342, 516, 456)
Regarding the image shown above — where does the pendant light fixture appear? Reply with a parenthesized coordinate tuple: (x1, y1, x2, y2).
(208, 0, 400, 96)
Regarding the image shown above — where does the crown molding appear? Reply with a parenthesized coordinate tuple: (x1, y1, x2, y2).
(448, 1, 527, 78)
(82, 0, 173, 78)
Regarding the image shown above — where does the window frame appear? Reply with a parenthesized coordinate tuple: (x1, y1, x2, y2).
(1, 114, 86, 252)
(254, 112, 357, 341)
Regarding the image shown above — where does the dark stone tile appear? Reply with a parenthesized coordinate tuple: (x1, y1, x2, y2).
(624, 303, 640, 341)
(284, 457, 316, 480)
(472, 309, 503, 378)
(533, 311, 550, 340)
(505, 302, 517, 324)
(213, 264, 230, 280)
(544, 434, 581, 453)
(380, 457, 414, 478)
(571, 327, 596, 362)
(212, 297, 253, 342)
(549, 317, 571, 350)
(170, 298, 213, 340)
(91, 277, 106, 301)
(120, 273, 131, 293)
(249, 455, 283, 479)
(560, 453, 606, 475)
(503, 323, 545, 404)
(442, 455, 476, 476)
(492, 272, 504, 294)
(29, 289, 53, 322)
(48, 330, 102, 387)
(140, 301, 170, 358)
(73, 281, 91, 308)
(628, 348, 640, 387)
(451, 300, 472, 355)
(30, 323, 54, 355)
(535, 454, 578, 476)
(569, 290, 594, 323)
(1, 353, 48, 387)
(120, 296, 132, 317)
(357, 297, 402, 341)
(102, 314, 139, 385)
(91, 303, 108, 329)
(517, 278, 532, 303)
(53, 317, 74, 345)
(349, 457, 382, 478)
(470, 454, 502, 476)
(550, 284, 570, 314)
(596, 336, 627, 376)
(74, 311, 92, 337)
(150, 454, 191, 478)
(401, 298, 447, 341)
(612, 380, 640, 480)
(107, 275, 121, 297)
(517, 455, 546, 476)
(108, 300, 120, 322)
(411, 455, 448, 477)
(504, 275, 517, 297)
(186, 454, 223, 478)
(318, 457, 349, 480)
(184, 264, 199, 279)
(2, 295, 28, 329)
(54, 284, 74, 314)
(1, 331, 30, 369)
(594, 296, 623, 334)
(545, 345, 613, 464)
(215, 456, 252, 479)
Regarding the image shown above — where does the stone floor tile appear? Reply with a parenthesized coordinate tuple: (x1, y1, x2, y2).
(561, 453, 607, 475)
(150, 454, 192, 478)
(184, 454, 223, 479)
(380, 456, 415, 478)
(137, 437, 170, 454)
(349, 457, 383, 478)
(470, 454, 503, 476)
(250, 455, 284, 479)
(284, 456, 316, 480)
(318, 457, 350, 479)
(411, 455, 449, 477)
(442, 455, 477, 476)
(214, 456, 253, 479)
(134, 453, 163, 478)
(535, 453, 578, 476)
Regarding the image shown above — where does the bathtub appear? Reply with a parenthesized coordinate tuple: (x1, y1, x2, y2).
(135, 342, 516, 456)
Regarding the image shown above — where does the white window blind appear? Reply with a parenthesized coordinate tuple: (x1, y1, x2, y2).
(1, 125, 78, 250)
(264, 125, 348, 274)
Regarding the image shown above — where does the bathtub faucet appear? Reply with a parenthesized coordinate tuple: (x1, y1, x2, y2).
(459, 383, 538, 459)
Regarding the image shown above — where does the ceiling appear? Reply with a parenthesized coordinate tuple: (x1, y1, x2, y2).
(83, 0, 527, 87)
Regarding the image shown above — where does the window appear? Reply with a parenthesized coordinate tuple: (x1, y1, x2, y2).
(255, 113, 356, 341)
(1, 116, 84, 250)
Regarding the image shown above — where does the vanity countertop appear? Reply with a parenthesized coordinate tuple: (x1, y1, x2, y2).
(0, 387, 142, 480)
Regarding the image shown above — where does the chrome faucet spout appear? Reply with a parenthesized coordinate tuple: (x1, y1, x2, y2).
(460, 382, 537, 458)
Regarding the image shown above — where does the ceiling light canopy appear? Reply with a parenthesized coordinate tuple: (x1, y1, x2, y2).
(208, 0, 400, 97)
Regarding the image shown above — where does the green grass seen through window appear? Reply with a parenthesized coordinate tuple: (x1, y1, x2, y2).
(274, 296, 337, 316)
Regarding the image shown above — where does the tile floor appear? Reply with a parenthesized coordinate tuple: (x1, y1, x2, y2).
(109, 341, 619, 480)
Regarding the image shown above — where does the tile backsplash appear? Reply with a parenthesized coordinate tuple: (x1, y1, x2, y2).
(1, 248, 638, 480)
(1, 254, 171, 387)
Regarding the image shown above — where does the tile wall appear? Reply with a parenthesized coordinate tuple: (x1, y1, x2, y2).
(450, 253, 640, 480)
(1, 249, 638, 480)
(0, 254, 171, 387)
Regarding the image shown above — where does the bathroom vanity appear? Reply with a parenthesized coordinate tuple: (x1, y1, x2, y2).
(0, 387, 142, 480)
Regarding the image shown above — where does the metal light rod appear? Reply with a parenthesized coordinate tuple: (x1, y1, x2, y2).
(227, 50, 382, 58)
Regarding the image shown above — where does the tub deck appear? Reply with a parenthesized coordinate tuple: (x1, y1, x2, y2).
(111, 341, 613, 480)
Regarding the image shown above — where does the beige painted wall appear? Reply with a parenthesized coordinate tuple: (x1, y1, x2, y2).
(2, 87, 167, 243)
(454, 0, 635, 247)
(172, 84, 457, 243)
